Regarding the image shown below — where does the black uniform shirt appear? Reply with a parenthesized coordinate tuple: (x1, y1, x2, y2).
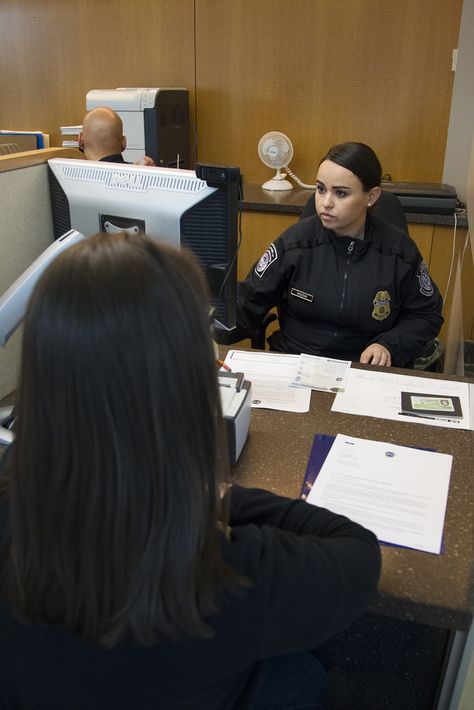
(237, 214, 443, 366)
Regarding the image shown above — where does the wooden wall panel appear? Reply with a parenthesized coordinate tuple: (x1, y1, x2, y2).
(0, 1, 463, 186)
(0, 0, 196, 148)
(0, 0, 468, 345)
(195, 0, 462, 185)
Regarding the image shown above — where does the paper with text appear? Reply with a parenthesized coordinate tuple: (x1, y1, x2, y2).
(332, 369, 472, 430)
(306, 434, 452, 554)
(291, 354, 351, 392)
(223, 350, 311, 412)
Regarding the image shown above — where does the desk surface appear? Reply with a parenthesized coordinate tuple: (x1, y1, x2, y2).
(1, 367, 472, 632)
(231, 361, 473, 631)
(240, 182, 468, 228)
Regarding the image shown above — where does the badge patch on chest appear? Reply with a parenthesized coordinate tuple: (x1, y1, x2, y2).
(290, 287, 314, 303)
(372, 290, 391, 321)
(255, 243, 278, 278)
(417, 261, 434, 296)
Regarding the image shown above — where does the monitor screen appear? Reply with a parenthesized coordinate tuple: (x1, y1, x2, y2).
(47, 159, 240, 330)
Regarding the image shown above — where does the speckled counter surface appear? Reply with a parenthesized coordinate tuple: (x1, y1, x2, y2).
(240, 182, 468, 228)
(2, 370, 473, 631)
(231, 362, 473, 633)
(1, 364, 472, 707)
(229, 359, 473, 707)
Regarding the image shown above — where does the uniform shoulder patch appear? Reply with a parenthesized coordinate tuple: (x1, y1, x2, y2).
(417, 261, 434, 296)
(255, 243, 278, 278)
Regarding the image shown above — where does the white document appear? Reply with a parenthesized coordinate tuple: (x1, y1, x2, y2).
(332, 369, 472, 430)
(291, 354, 351, 392)
(223, 350, 311, 412)
(306, 434, 452, 554)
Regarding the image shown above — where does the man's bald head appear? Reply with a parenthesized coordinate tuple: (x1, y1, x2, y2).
(79, 107, 126, 160)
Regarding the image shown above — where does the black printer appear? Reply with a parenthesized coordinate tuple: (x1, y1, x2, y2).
(381, 181, 457, 215)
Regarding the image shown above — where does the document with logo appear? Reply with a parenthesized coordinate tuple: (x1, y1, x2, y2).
(291, 354, 351, 392)
(223, 350, 311, 412)
(306, 434, 452, 554)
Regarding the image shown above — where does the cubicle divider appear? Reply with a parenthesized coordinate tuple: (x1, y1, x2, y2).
(0, 147, 83, 399)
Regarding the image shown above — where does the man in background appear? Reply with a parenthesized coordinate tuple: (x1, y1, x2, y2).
(78, 107, 154, 165)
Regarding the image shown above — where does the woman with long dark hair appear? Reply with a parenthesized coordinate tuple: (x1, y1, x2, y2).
(0, 231, 380, 709)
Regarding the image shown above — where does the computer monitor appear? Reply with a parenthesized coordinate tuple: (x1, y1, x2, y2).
(0, 229, 86, 347)
(47, 159, 241, 330)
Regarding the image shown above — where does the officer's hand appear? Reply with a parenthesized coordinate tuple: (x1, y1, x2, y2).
(360, 343, 392, 367)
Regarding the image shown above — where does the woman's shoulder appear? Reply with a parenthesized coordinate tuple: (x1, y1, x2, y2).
(369, 215, 420, 261)
(277, 215, 329, 252)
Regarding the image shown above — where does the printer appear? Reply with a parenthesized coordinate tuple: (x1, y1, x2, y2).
(86, 87, 189, 167)
(218, 371, 252, 465)
(381, 181, 457, 215)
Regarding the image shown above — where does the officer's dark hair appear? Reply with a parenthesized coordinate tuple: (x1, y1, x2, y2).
(320, 142, 382, 191)
(0, 230, 243, 647)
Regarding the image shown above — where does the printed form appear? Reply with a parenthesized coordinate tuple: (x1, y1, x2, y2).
(306, 434, 452, 554)
(223, 350, 311, 412)
(332, 369, 472, 430)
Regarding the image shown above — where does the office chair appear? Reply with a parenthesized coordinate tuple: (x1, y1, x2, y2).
(250, 191, 443, 371)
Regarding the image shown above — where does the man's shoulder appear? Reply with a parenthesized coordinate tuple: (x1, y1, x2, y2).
(99, 154, 129, 164)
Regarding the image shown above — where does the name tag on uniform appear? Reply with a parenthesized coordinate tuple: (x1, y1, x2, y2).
(290, 287, 314, 303)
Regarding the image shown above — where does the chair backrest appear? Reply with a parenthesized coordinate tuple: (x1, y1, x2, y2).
(300, 189, 408, 232)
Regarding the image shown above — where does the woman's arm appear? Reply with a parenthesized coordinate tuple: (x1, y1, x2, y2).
(228, 486, 381, 657)
(236, 237, 292, 338)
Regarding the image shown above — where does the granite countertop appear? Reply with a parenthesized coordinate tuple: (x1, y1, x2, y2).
(2, 366, 473, 631)
(240, 183, 469, 228)
(230, 361, 474, 632)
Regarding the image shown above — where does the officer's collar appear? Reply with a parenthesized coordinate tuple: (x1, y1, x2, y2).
(334, 213, 374, 240)
(327, 214, 372, 255)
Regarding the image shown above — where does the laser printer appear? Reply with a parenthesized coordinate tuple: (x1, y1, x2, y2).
(381, 181, 457, 215)
(86, 87, 189, 167)
(218, 371, 251, 464)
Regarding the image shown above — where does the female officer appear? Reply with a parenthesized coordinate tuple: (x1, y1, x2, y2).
(0, 231, 380, 709)
(236, 142, 443, 367)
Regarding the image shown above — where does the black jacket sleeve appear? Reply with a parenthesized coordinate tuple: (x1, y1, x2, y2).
(228, 485, 381, 657)
(235, 238, 291, 339)
(370, 248, 443, 365)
